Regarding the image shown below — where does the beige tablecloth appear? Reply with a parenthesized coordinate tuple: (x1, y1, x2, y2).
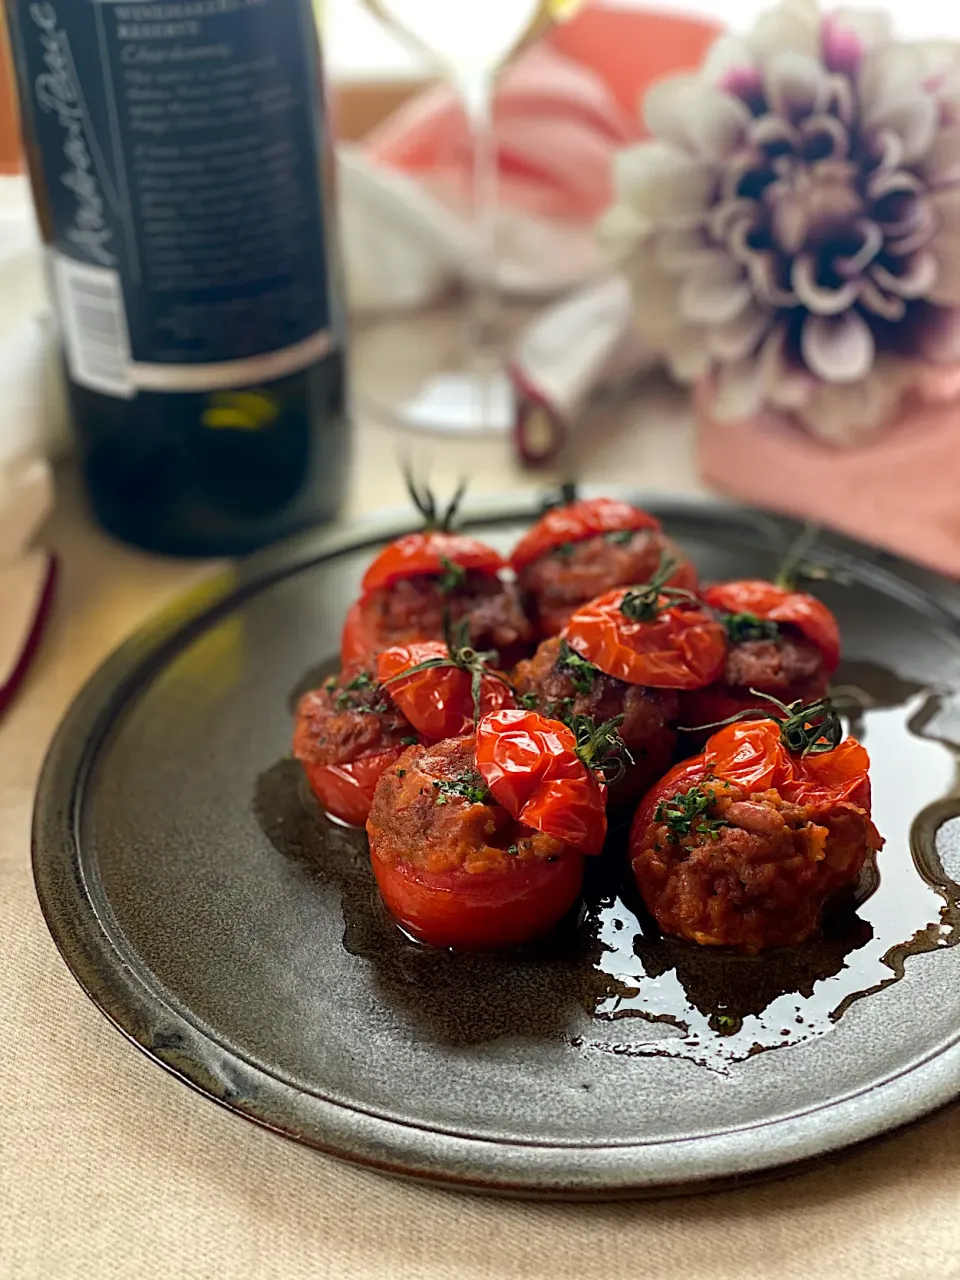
(3, 383, 960, 1280)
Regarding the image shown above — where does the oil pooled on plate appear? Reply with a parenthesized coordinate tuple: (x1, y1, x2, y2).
(260, 661, 960, 1074)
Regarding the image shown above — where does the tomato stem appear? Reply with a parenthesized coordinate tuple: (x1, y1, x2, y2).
(620, 552, 699, 623)
(403, 467, 469, 532)
(680, 691, 844, 757)
(381, 614, 512, 726)
(570, 713, 633, 783)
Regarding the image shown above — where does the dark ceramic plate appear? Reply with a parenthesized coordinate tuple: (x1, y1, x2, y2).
(32, 495, 960, 1198)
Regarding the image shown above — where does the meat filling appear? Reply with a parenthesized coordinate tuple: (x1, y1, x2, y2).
(632, 782, 882, 952)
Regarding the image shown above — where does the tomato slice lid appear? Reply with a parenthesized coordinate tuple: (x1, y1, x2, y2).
(564, 588, 727, 689)
(510, 498, 661, 572)
(377, 640, 515, 742)
(475, 708, 609, 856)
(704, 579, 841, 672)
(362, 532, 505, 595)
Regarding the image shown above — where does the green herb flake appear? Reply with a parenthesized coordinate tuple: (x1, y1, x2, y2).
(605, 529, 635, 547)
(431, 772, 492, 806)
(323, 676, 337, 693)
(396, 769, 406, 778)
(400, 736, 418, 746)
(721, 611, 780, 644)
(654, 784, 728, 843)
(558, 640, 598, 695)
(507, 845, 519, 856)
(518, 691, 540, 711)
(438, 556, 467, 594)
(553, 541, 576, 561)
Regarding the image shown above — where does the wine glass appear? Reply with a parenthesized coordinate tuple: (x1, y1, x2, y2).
(358, 0, 585, 437)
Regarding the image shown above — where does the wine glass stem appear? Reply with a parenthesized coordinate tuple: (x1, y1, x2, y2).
(457, 70, 500, 374)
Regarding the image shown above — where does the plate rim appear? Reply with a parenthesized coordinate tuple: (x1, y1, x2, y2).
(31, 493, 960, 1198)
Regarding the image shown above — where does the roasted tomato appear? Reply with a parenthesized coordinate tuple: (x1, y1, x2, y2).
(512, 636, 679, 806)
(342, 482, 532, 667)
(511, 578, 726, 804)
(293, 666, 417, 828)
(682, 580, 841, 738)
(376, 636, 515, 741)
(510, 497, 698, 638)
(630, 701, 884, 953)
(367, 711, 620, 949)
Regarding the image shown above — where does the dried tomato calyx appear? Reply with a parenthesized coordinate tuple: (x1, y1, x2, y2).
(404, 468, 468, 532)
(570, 713, 632, 785)
(683, 691, 845, 757)
(653, 782, 727, 843)
(619, 553, 698, 623)
(773, 522, 845, 591)
(721, 611, 780, 644)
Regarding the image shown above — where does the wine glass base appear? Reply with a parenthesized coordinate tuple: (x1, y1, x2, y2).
(363, 369, 514, 438)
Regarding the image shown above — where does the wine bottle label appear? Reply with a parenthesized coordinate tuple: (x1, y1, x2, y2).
(9, 0, 334, 399)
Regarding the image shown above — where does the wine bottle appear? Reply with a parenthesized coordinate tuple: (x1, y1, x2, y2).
(5, 0, 350, 556)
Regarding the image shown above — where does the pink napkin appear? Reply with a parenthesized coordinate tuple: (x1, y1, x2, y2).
(697, 379, 960, 578)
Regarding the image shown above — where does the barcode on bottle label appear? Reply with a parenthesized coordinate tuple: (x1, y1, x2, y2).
(52, 255, 134, 400)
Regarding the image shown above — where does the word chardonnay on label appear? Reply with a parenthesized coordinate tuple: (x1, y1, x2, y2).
(6, 0, 350, 555)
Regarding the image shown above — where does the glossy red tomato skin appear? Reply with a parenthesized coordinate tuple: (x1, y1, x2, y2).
(375, 642, 515, 741)
(369, 846, 584, 951)
(703, 580, 841, 672)
(510, 498, 661, 572)
(563, 591, 727, 690)
(633, 721, 872, 834)
(475, 709, 608, 856)
(361, 532, 505, 594)
(301, 747, 408, 828)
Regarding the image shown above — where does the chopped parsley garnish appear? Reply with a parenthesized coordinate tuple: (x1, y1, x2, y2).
(605, 529, 635, 547)
(396, 769, 406, 778)
(654, 783, 728, 842)
(553, 541, 576, 560)
(507, 844, 519, 856)
(335, 670, 388, 713)
(431, 772, 492, 806)
(518, 691, 540, 711)
(558, 640, 598, 694)
(721, 612, 780, 644)
(438, 556, 467, 594)
(323, 675, 337, 693)
(400, 736, 418, 746)
(713, 1013, 741, 1035)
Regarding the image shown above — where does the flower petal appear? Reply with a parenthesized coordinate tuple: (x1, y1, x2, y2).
(596, 204, 649, 261)
(834, 218, 884, 277)
(705, 301, 772, 362)
(663, 328, 713, 382)
(791, 255, 860, 315)
(679, 254, 753, 324)
(801, 311, 876, 383)
(918, 127, 960, 187)
(763, 50, 830, 120)
(871, 252, 938, 299)
(750, 0, 820, 62)
(864, 94, 939, 165)
(711, 354, 768, 421)
(643, 75, 751, 163)
(822, 9, 892, 76)
(859, 278, 907, 321)
(614, 142, 716, 223)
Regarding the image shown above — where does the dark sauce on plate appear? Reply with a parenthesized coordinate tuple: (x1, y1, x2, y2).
(258, 660, 960, 1074)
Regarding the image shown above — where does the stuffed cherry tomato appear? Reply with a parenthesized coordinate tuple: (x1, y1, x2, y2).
(630, 700, 883, 953)
(342, 482, 532, 668)
(293, 666, 417, 828)
(510, 497, 698, 638)
(681, 580, 842, 738)
(366, 710, 619, 950)
(514, 575, 726, 804)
